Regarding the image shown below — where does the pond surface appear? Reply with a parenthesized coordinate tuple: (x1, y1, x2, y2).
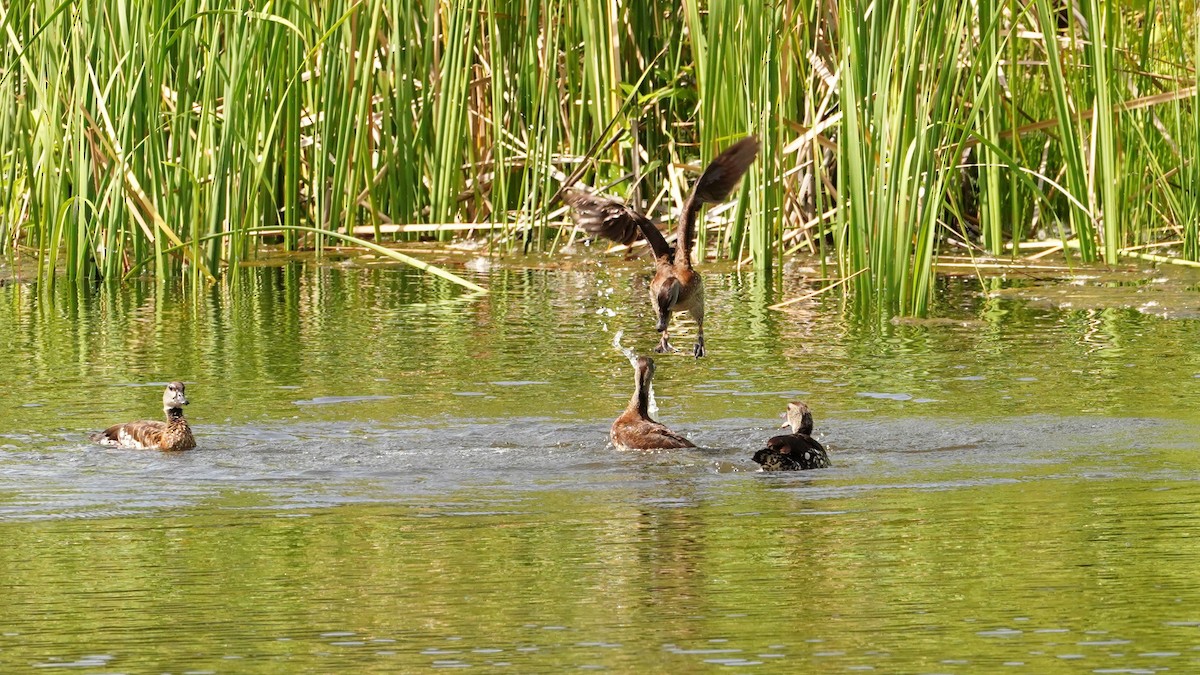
(3, 255, 1200, 672)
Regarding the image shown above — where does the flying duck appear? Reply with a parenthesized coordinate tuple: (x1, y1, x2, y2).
(564, 136, 760, 357)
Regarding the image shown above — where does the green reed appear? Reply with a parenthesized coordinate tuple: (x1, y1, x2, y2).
(0, 1, 1197, 314)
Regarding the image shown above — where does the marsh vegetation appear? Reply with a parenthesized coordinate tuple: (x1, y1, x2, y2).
(1, 1, 1197, 314)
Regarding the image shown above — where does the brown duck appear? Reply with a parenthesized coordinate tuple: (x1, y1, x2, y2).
(752, 401, 829, 471)
(92, 381, 196, 451)
(564, 136, 760, 357)
(611, 356, 695, 451)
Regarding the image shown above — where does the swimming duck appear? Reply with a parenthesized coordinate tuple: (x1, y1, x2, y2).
(611, 356, 695, 451)
(92, 381, 196, 451)
(752, 401, 829, 471)
(564, 136, 760, 357)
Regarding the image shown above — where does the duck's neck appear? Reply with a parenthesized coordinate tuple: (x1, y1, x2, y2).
(631, 374, 651, 418)
(165, 407, 187, 424)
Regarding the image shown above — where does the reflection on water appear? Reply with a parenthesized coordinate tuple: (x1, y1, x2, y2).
(4, 479, 1200, 672)
(2, 260, 1200, 671)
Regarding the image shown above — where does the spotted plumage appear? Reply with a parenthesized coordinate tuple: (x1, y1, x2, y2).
(564, 136, 759, 358)
(611, 356, 695, 451)
(92, 381, 196, 452)
(752, 401, 830, 471)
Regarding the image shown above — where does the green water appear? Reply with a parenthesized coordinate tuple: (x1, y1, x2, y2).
(2, 259, 1200, 672)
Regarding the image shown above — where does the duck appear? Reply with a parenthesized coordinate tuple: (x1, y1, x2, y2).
(564, 136, 760, 357)
(92, 381, 196, 451)
(611, 356, 695, 451)
(752, 401, 829, 471)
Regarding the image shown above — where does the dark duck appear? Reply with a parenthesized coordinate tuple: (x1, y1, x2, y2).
(92, 381, 196, 451)
(611, 356, 695, 451)
(564, 136, 760, 357)
(752, 401, 830, 471)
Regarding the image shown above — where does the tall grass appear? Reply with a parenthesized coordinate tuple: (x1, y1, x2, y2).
(838, 0, 974, 316)
(0, 1, 1198, 314)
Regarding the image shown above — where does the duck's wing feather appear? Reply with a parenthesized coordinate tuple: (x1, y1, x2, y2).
(676, 136, 760, 260)
(752, 448, 800, 471)
(689, 136, 760, 205)
(765, 433, 829, 469)
(92, 421, 166, 449)
(613, 418, 695, 450)
(563, 189, 672, 259)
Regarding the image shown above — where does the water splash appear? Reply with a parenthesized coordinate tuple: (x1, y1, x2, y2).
(612, 329, 636, 365)
(612, 330, 656, 415)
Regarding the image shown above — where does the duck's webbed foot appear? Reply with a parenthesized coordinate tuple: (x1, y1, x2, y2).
(693, 339, 705, 358)
(655, 332, 677, 353)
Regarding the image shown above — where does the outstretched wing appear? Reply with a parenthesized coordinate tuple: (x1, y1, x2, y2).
(563, 189, 672, 259)
(690, 136, 761, 205)
(676, 136, 760, 261)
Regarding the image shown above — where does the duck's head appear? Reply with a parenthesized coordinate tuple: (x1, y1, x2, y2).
(780, 401, 814, 435)
(653, 283, 679, 332)
(635, 356, 656, 386)
(162, 381, 189, 411)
